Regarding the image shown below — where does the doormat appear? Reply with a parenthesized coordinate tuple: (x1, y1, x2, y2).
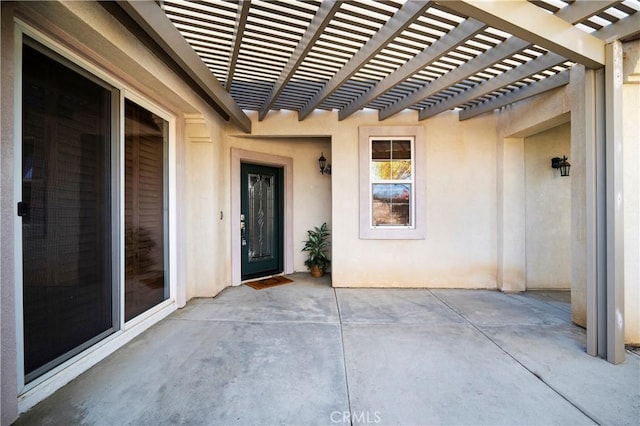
(245, 276, 294, 290)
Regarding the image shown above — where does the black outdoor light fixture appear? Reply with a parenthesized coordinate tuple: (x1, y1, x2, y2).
(318, 152, 331, 175)
(552, 155, 571, 177)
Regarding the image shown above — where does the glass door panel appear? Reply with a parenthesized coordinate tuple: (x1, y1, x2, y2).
(21, 42, 114, 381)
(124, 100, 168, 321)
(240, 163, 283, 280)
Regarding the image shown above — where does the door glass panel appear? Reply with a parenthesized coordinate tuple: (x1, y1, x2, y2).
(247, 173, 275, 262)
(124, 100, 168, 321)
(22, 42, 114, 381)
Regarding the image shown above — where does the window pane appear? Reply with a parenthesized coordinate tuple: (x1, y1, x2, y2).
(372, 184, 411, 226)
(372, 139, 412, 180)
(371, 140, 392, 180)
(22, 43, 114, 381)
(391, 160, 412, 180)
(371, 161, 392, 180)
(125, 100, 168, 322)
(391, 140, 412, 179)
(371, 140, 391, 160)
(392, 140, 412, 159)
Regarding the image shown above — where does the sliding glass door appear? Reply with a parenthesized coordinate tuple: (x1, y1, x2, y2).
(20, 38, 171, 383)
(21, 42, 116, 382)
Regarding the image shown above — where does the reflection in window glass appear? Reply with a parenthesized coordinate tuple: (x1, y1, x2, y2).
(370, 138, 414, 227)
(21, 42, 114, 382)
(248, 173, 275, 262)
(124, 100, 168, 321)
(372, 184, 411, 226)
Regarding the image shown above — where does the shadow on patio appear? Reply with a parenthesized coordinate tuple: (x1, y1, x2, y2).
(15, 273, 639, 425)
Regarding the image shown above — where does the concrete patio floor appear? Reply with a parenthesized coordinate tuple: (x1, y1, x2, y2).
(15, 273, 640, 425)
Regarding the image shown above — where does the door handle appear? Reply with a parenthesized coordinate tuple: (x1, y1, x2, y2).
(240, 214, 247, 246)
(17, 201, 28, 217)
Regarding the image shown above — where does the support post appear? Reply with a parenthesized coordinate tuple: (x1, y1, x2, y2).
(581, 66, 599, 357)
(605, 41, 625, 364)
(595, 67, 608, 358)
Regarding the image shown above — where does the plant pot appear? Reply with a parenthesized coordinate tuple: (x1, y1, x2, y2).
(310, 265, 324, 278)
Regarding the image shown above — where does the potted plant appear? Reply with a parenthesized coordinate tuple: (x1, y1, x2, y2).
(302, 222, 331, 277)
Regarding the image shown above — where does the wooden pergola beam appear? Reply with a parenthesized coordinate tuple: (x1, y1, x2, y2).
(339, 18, 486, 121)
(419, 51, 566, 120)
(379, 36, 531, 120)
(259, 1, 341, 121)
(458, 70, 570, 120)
(298, 0, 433, 121)
(225, 0, 251, 92)
(118, 0, 252, 132)
(440, 0, 605, 68)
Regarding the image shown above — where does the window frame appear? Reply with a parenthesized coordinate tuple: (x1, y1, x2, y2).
(359, 126, 426, 240)
(370, 137, 415, 229)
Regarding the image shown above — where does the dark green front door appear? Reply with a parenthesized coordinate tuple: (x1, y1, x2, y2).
(241, 163, 283, 280)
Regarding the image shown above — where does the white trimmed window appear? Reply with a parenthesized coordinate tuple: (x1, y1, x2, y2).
(359, 126, 425, 239)
(370, 137, 414, 227)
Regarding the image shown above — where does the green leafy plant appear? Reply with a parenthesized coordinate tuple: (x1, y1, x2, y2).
(302, 222, 331, 273)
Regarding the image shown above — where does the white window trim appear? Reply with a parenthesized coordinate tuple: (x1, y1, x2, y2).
(370, 136, 416, 229)
(359, 126, 426, 240)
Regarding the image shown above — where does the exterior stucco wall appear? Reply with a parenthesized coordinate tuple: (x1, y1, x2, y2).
(0, 1, 229, 421)
(223, 136, 333, 275)
(494, 46, 639, 343)
(524, 123, 572, 290)
(2, 3, 640, 424)
(183, 115, 228, 299)
(622, 41, 640, 345)
(496, 80, 573, 294)
(233, 109, 498, 288)
(1, 4, 19, 424)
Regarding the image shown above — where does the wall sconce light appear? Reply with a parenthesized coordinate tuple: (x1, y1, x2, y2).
(551, 155, 571, 177)
(318, 152, 331, 175)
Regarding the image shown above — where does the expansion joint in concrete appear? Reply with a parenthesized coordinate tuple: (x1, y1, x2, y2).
(333, 287, 354, 426)
(428, 290, 604, 425)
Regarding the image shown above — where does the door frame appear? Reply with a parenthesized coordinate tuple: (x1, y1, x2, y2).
(231, 148, 293, 286)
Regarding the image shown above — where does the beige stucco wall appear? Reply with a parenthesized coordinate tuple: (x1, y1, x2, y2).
(0, 1, 230, 421)
(183, 116, 228, 299)
(1, 4, 19, 424)
(496, 80, 574, 294)
(623, 41, 640, 345)
(185, 114, 332, 293)
(232, 109, 498, 288)
(2, 3, 640, 423)
(225, 136, 333, 273)
(493, 42, 639, 344)
(524, 123, 572, 290)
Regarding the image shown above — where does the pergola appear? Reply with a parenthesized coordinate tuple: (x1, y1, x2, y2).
(113, 0, 639, 363)
(117, 0, 639, 133)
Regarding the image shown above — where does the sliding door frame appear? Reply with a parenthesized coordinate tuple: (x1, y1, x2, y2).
(121, 90, 177, 330)
(20, 35, 121, 385)
(13, 21, 178, 406)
